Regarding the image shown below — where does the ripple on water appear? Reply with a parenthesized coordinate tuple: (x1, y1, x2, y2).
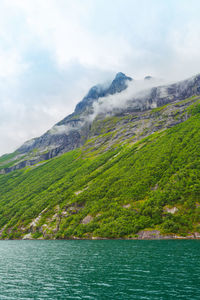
(0, 240, 199, 299)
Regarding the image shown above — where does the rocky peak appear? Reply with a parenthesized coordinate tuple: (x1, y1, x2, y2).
(75, 72, 132, 114)
(85, 85, 105, 100)
(107, 72, 132, 95)
(114, 72, 130, 80)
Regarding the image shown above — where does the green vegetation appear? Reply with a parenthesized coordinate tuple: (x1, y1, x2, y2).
(0, 98, 200, 239)
(0, 152, 19, 168)
(187, 100, 200, 115)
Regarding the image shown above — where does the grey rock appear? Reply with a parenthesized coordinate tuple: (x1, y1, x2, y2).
(2, 72, 200, 173)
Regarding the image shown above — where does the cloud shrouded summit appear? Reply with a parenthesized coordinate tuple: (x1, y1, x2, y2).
(1, 0, 200, 155)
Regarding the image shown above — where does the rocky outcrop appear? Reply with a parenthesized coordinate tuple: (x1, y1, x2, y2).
(81, 215, 93, 224)
(137, 230, 200, 239)
(22, 233, 33, 240)
(21, 203, 85, 239)
(123, 204, 131, 208)
(137, 230, 164, 239)
(163, 206, 178, 214)
(18, 125, 82, 155)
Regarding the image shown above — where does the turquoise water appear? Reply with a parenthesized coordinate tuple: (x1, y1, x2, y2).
(0, 241, 199, 299)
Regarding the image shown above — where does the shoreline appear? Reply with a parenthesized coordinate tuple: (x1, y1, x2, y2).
(2, 236, 200, 241)
(1, 230, 200, 241)
(1, 238, 200, 241)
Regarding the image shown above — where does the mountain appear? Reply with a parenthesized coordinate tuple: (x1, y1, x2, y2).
(2, 72, 200, 174)
(1, 72, 132, 173)
(74, 72, 133, 114)
(0, 72, 200, 239)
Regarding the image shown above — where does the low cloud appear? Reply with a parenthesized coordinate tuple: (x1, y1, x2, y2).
(90, 78, 166, 121)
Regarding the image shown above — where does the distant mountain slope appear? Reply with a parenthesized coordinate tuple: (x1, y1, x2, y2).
(17, 73, 132, 155)
(0, 93, 200, 239)
(1, 73, 200, 174)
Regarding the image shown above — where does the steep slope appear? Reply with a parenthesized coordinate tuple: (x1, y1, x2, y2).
(0, 95, 200, 239)
(15, 73, 133, 160)
(1, 73, 200, 174)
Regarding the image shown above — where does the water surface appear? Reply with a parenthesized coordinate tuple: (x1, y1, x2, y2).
(0, 240, 199, 299)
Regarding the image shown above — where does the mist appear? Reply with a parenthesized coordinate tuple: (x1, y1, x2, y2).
(1, 0, 200, 155)
(90, 78, 167, 121)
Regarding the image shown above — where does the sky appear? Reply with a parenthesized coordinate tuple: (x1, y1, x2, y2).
(1, 0, 200, 155)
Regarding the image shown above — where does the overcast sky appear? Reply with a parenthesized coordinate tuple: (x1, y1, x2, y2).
(1, 0, 200, 155)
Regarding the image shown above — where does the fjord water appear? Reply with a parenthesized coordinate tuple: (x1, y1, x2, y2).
(0, 241, 199, 299)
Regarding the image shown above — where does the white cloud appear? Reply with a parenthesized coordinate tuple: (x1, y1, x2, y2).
(6, 0, 132, 71)
(90, 78, 166, 121)
(1, 0, 200, 155)
(0, 48, 28, 78)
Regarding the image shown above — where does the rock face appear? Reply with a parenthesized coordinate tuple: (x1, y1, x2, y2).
(1, 72, 200, 173)
(15, 72, 133, 163)
(74, 72, 132, 114)
(137, 230, 199, 240)
(164, 206, 178, 214)
(138, 230, 163, 239)
(81, 215, 93, 224)
(141, 74, 200, 109)
(122, 74, 200, 113)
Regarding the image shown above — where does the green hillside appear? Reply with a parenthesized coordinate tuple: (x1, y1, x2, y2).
(0, 98, 200, 239)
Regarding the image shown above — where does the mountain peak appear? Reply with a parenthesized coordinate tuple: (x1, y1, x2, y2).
(75, 72, 132, 114)
(114, 72, 132, 81)
(108, 72, 132, 95)
(114, 72, 127, 79)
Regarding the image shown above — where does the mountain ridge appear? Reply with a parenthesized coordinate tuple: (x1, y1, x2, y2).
(1, 72, 200, 174)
